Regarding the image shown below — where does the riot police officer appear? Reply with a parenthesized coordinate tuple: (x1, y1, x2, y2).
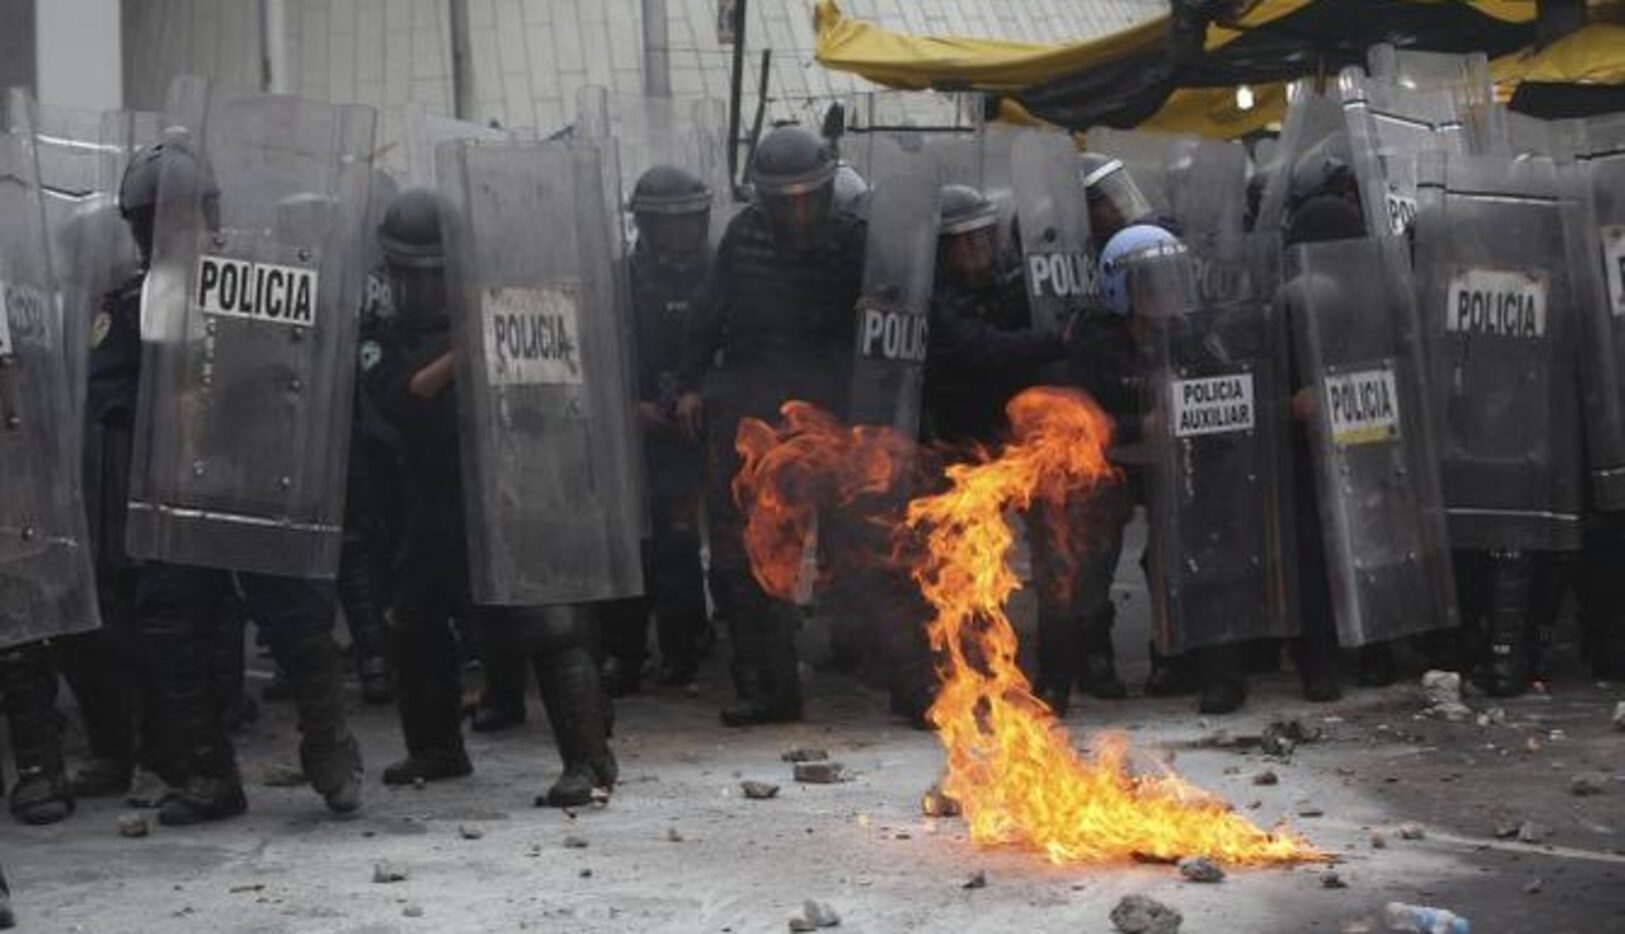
(111, 143, 363, 825)
(366, 188, 617, 806)
(676, 126, 866, 727)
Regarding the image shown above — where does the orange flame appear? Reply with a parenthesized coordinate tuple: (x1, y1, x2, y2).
(735, 388, 1323, 866)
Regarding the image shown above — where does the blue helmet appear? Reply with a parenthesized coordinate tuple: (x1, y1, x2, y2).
(1097, 224, 1182, 317)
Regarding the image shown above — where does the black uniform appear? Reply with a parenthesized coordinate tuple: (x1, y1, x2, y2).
(680, 204, 866, 715)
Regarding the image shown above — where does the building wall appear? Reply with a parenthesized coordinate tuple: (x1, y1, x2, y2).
(0, 0, 38, 96)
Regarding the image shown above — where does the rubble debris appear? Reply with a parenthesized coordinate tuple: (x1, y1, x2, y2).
(1110, 894, 1183, 934)
(963, 870, 987, 890)
(781, 748, 829, 763)
(457, 825, 484, 840)
(667, 827, 684, 843)
(741, 780, 781, 800)
(259, 764, 307, 787)
(117, 814, 150, 838)
(1475, 707, 1507, 728)
(372, 862, 409, 884)
(1516, 821, 1552, 844)
(1493, 818, 1521, 840)
(1420, 670, 1472, 721)
(1298, 806, 1325, 818)
(1262, 719, 1322, 757)
(563, 835, 589, 849)
(1397, 822, 1426, 841)
(788, 900, 841, 930)
(1321, 871, 1348, 890)
(228, 884, 264, 894)
(1613, 701, 1625, 732)
(403, 906, 424, 918)
(1369, 833, 1387, 849)
(1252, 769, 1280, 786)
(1177, 856, 1225, 883)
(793, 761, 846, 784)
(921, 784, 961, 817)
(1570, 772, 1609, 797)
(579, 869, 592, 878)
(1523, 878, 1544, 895)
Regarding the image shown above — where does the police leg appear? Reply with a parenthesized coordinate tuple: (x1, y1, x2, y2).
(706, 404, 762, 702)
(137, 563, 246, 826)
(468, 614, 529, 732)
(651, 451, 709, 685)
(523, 604, 617, 807)
(338, 528, 395, 705)
(212, 586, 257, 733)
(1029, 499, 1084, 717)
(1579, 511, 1625, 679)
(1290, 453, 1343, 702)
(1073, 482, 1130, 701)
(598, 589, 650, 698)
(245, 574, 362, 814)
(384, 568, 471, 785)
(1528, 550, 1573, 684)
(0, 642, 72, 825)
(1477, 550, 1535, 698)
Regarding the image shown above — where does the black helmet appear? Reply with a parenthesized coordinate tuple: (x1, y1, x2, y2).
(1078, 150, 1153, 242)
(750, 126, 837, 249)
(118, 141, 216, 266)
(1286, 136, 1360, 218)
(377, 188, 444, 268)
(631, 165, 712, 269)
(937, 184, 1001, 290)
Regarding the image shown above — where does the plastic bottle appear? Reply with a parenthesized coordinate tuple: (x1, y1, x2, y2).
(1383, 901, 1471, 934)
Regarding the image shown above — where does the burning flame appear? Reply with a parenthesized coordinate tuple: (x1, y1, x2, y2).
(735, 387, 1323, 867)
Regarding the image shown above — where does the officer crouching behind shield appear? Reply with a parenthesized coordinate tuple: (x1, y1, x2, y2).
(675, 126, 867, 727)
(363, 189, 616, 807)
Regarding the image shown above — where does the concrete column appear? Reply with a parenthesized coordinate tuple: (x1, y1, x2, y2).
(37, 0, 121, 110)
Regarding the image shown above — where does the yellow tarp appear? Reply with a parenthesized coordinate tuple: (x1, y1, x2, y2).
(1490, 22, 1625, 87)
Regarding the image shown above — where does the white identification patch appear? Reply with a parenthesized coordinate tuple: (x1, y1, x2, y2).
(193, 253, 319, 327)
(1026, 251, 1092, 300)
(482, 285, 583, 386)
(1445, 267, 1547, 339)
(857, 303, 928, 363)
(1602, 225, 1625, 319)
(1385, 189, 1417, 236)
(0, 281, 52, 352)
(1171, 372, 1255, 438)
(358, 339, 382, 373)
(1325, 364, 1401, 447)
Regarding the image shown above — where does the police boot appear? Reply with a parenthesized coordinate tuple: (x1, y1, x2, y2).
(469, 620, 528, 732)
(653, 529, 707, 685)
(1479, 551, 1534, 698)
(383, 616, 472, 786)
(55, 630, 137, 797)
(144, 607, 246, 826)
(1144, 642, 1198, 697)
(1196, 645, 1249, 715)
(1356, 642, 1398, 688)
(0, 651, 74, 826)
(529, 609, 618, 808)
(1034, 603, 1081, 717)
(1078, 617, 1127, 701)
(337, 538, 395, 705)
(721, 605, 802, 727)
(599, 596, 648, 698)
(276, 631, 363, 814)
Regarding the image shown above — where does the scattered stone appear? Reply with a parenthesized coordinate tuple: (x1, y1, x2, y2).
(372, 862, 408, 884)
(1523, 878, 1544, 895)
(458, 824, 484, 840)
(1613, 701, 1625, 732)
(781, 748, 830, 763)
(1517, 821, 1552, 844)
(1397, 822, 1425, 841)
(1420, 670, 1472, 720)
(1110, 894, 1183, 934)
(563, 835, 589, 849)
(963, 870, 987, 890)
(793, 761, 846, 784)
(921, 784, 961, 817)
(117, 813, 149, 838)
(788, 900, 841, 930)
(578, 869, 592, 878)
(259, 764, 307, 787)
(789, 920, 817, 933)
(1339, 918, 1377, 934)
(1475, 707, 1507, 728)
(1321, 871, 1348, 890)
(412, 777, 426, 790)
(667, 827, 684, 843)
(1570, 772, 1609, 797)
(1253, 769, 1279, 786)
(1247, 800, 1262, 810)
(741, 780, 781, 800)
(228, 884, 264, 894)
(1298, 806, 1325, 819)
(1369, 833, 1387, 849)
(1262, 719, 1322, 757)
(1494, 817, 1521, 839)
(1177, 856, 1225, 884)
(403, 906, 424, 918)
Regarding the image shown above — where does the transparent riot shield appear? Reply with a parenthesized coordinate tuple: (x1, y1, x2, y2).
(0, 88, 99, 648)
(437, 137, 643, 605)
(848, 137, 940, 437)
(1341, 67, 1467, 238)
(1570, 114, 1625, 509)
(1086, 127, 1189, 216)
(1366, 44, 1502, 154)
(403, 102, 535, 189)
(1009, 129, 1094, 335)
(1253, 83, 1347, 240)
(1285, 236, 1457, 645)
(1413, 149, 1585, 550)
(126, 76, 377, 578)
(1167, 139, 1252, 307)
(1130, 243, 1295, 655)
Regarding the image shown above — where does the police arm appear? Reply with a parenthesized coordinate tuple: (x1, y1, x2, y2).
(674, 229, 736, 442)
(928, 294, 1066, 372)
(408, 350, 457, 400)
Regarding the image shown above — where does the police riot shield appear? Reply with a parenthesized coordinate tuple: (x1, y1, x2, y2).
(1009, 129, 1094, 335)
(1413, 149, 1585, 550)
(1167, 139, 1252, 307)
(436, 137, 643, 605)
(403, 102, 533, 189)
(1569, 115, 1625, 509)
(848, 136, 940, 436)
(1130, 243, 1295, 654)
(1340, 67, 1466, 239)
(1086, 127, 1188, 216)
(0, 88, 99, 648)
(1285, 236, 1457, 645)
(1366, 44, 1502, 154)
(125, 76, 377, 578)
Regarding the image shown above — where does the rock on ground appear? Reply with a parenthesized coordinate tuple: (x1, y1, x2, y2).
(1111, 894, 1183, 934)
